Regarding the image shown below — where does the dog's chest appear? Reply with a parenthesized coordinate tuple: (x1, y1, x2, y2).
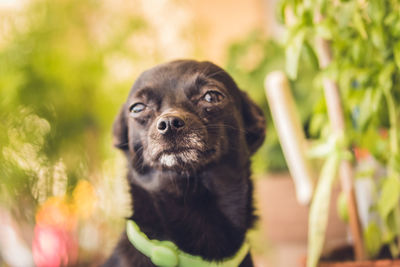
(130, 176, 250, 261)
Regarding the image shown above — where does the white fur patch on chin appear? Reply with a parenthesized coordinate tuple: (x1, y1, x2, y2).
(159, 154, 177, 167)
(159, 150, 199, 167)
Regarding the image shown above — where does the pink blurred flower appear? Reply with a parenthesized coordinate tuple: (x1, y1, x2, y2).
(32, 181, 97, 266)
(33, 196, 78, 267)
(32, 224, 78, 267)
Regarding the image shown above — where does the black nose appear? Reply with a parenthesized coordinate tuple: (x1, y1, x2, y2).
(157, 116, 185, 135)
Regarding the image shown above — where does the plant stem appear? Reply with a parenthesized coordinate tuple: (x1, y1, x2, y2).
(383, 88, 400, 255)
(314, 13, 366, 260)
(384, 89, 399, 164)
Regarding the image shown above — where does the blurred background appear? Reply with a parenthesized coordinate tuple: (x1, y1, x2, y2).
(2, 0, 396, 266)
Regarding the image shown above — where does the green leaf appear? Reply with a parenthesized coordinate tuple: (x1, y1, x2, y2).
(378, 63, 395, 92)
(371, 26, 386, 50)
(276, 1, 287, 24)
(309, 113, 327, 137)
(307, 153, 340, 267)
(285, 29, 306, 79)
(393, 154, 400, 175)
(368, 0, 386, 23)
(390, 19, 400, 38)
(386, 211, 398, 239)
(337, 191, 349, 222)
(303, 41, 319, 70)
(351, 39, 366, 65)
(357, 89, 374, 130)
(315, 19, 334, 40)
(307, 134, 342, 159)
(353, 12, 367, 39)
(364, 222, 382, 258)
(393, 42, 400, 70)
(371, 89, 383, 113)
(317, 0, 328, 14)
(378, 177, 400, 220)
(301, 9, 313, 27)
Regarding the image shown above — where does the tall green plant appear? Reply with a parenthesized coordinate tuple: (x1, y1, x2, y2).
(280, 0, 400, 264)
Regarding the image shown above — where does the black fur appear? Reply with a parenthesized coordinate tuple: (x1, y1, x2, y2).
(103, 60, 266, 267)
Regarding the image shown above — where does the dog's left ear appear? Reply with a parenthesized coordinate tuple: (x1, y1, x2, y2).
(240, 91, 266, 155)
(113, 105, 129, 151)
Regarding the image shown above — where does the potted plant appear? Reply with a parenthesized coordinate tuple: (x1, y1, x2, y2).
(225, 33, 349, 266)
(266, 0, 400, 266)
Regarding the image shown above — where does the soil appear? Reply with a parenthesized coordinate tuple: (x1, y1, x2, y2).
(318, 245, 400, 267)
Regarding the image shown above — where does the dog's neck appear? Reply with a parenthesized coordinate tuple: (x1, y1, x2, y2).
(127, 162, 255, 261)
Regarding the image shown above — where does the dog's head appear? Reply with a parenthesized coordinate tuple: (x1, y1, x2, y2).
(113, 60, 265, 180)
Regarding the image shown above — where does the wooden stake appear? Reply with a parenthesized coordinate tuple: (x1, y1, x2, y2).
(264, 71, 315, 205)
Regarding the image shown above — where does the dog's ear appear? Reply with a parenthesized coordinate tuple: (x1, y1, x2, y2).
(113, 105, 129, 151)
(240, 91, 266, 155)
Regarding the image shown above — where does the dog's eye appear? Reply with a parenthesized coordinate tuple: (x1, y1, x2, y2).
(203, 91, 224, 103)
(130, 103, 146, 113)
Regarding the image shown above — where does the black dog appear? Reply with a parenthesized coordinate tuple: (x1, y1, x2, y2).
(103, 60, 265, 267)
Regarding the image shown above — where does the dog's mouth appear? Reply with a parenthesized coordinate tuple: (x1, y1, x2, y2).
(158, 148, 200, 167)
(155, 147, 216, 169)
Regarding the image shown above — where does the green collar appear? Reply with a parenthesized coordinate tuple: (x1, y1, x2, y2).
(126, 220, 250, 267)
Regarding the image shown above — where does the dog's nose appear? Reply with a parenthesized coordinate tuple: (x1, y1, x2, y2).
(157, 116, 185, 134)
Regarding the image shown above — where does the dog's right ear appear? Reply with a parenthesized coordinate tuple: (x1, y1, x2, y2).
(239, 91, 266, 155)
(113, 105, 129, 150)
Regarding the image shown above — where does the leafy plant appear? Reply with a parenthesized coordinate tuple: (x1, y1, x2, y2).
(279, 0, 400, 265)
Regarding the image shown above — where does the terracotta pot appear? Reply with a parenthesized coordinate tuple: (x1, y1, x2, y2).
(318, 259, 400, 267)
(298, 251, 400, 267)
(311, 245, 400, 267)
(254, 173, 349, 267)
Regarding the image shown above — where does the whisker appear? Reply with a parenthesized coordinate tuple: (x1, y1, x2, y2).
(115, 142, 129, 147)
(189, 124, 249, 134)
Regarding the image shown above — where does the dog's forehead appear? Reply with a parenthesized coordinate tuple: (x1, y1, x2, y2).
(128, 60, 239, 99)
(131, 63, 196, 93)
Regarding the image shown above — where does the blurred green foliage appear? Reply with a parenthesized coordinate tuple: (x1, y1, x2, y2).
(225, 31, 320, 173)
(0, 0, 146, 216)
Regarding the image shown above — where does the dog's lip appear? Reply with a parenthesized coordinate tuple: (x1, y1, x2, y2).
(154, 147, 216, 160)
(155, 147, 200, 159)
